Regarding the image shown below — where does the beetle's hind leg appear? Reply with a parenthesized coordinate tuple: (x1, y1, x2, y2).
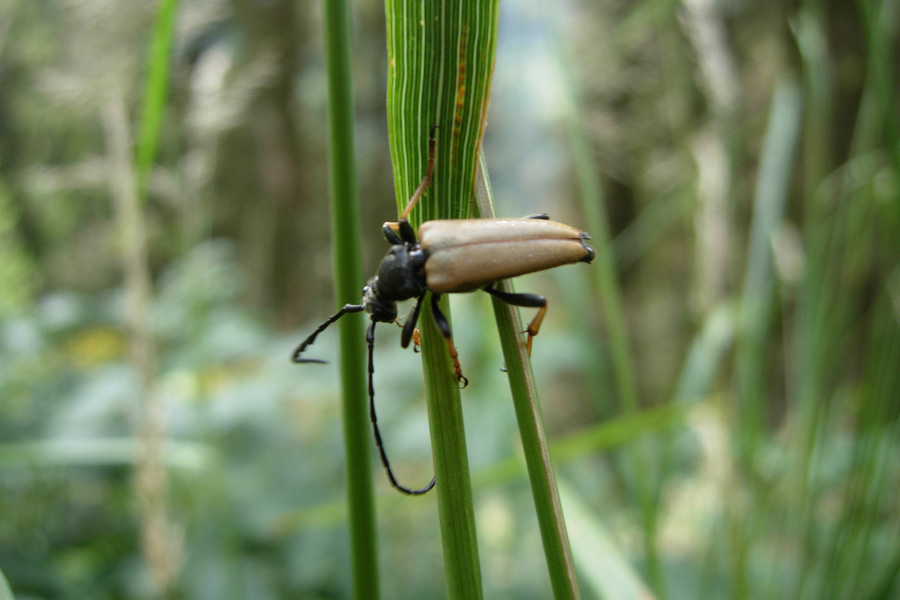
(484, 285, 548, 355)
(429, 293, 468, 388)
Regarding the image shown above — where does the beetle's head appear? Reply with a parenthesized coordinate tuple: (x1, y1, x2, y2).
(362, 282, 398, 323)
(370, 243, 428, 303)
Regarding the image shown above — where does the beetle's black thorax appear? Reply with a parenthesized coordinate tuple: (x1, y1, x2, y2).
(362, 242, 428, 322)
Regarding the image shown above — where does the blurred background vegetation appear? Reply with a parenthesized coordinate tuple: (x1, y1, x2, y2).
(1, 0, 899, 599)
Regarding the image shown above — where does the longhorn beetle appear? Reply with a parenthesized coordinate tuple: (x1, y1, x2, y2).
(293, 127, 594, 495)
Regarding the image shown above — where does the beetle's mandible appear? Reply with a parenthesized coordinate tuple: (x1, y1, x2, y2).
(292, 127, 594, 495)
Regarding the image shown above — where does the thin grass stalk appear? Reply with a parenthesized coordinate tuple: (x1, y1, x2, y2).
(819, 2, 900, 583)
(783, 3, 900, 591)
(118, 2, 183, 591)
(857, 0, 900, 170)
(724, 81, 801, 600)
(385, 2, 499, 598)
(814, 190, 900, 597)
(790, 5, 846, 596)
(474, 158, 581, 600)
(733, 80, 801, 459)
(322, 1, 378, 598)
(836, 303, 900, 598)
(106, 93, 180, 594)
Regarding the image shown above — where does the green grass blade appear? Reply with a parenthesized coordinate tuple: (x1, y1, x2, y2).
(733, 80, 802, 459)
(558, 480, 655, 600)
(274, 403, 690, 536)
(0, 566, 13, 600)
(672, 302, 736, 403)
(385, 2, 500, 598)
(858, 0, 900, 169)
(540, 0, 641, 418)
(135, 0, 179, 199)
(322, 1, 378, 598)
(386, 0, 499, 223)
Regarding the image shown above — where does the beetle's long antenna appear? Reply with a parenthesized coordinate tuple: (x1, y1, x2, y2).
(400, 125, 438, 220)
(367, 321, 436, 495)
(292, 304, 365, 363)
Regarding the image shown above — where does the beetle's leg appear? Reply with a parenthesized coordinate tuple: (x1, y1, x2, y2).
(484, 286, 548, 355)
(399, 125, 438, 220)
(394, 315, 421, 353)
(292, 304, 365, 363)
(367, 321, 436, 496)
(429, 294, 469, 388)
(523, 213, 550, 220)
(401, 295, 424, 348)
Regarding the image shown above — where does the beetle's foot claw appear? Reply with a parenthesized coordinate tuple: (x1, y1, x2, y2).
(458, 375, 469, 389)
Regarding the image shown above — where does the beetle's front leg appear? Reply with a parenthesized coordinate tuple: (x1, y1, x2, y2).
(400, 295, 424, 348)
(484, 285, 548, 355)
(429, 293, 468, 388)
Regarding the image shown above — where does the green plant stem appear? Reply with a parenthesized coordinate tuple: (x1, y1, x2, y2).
(491, 291, 580, 600)
(420, 296, 483, 600)
(322, 1, 378, 598)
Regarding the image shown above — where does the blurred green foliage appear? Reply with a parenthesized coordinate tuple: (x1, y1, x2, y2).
(1, 0, 899, 599)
